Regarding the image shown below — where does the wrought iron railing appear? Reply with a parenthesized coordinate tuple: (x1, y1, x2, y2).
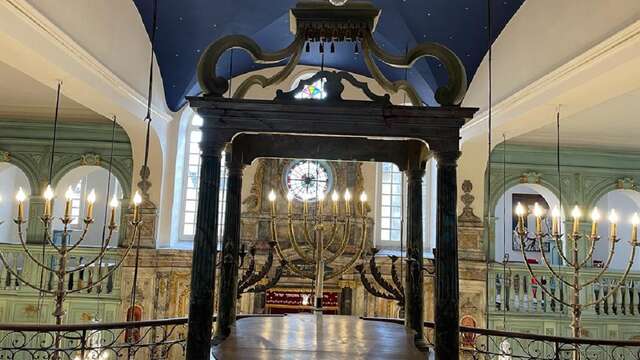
(0, 317, 188, 360)
(362, 317, 640, 359)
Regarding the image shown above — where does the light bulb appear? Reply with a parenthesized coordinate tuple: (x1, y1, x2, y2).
(329, 0, 348, 6)
(87, 189, 96, 204)
(591, 207, 601, 222)
(317, 192, 326, 201)
(344, 189, 352, 201)
(632, 213, 640, 225)
(286, 192, 294, 202)
(16, 187, 26, 202)
(571, 206, 582, 219)
(359, 192, 367, 203)
(533, 202, 543, 217)
(331, 191, 339, 202)
(609, 209, 619, 224)
(110, 195, 119, 208)
(268, 190, 277, 202)
(65, 186, 74, 201)
(43, 185, 54, 201)
(514, 202, 526, 217)
(552, 207, 561, 218)
(133, 191, 142, 206)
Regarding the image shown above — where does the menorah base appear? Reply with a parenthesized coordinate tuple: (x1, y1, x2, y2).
(314, 297, 323, 315)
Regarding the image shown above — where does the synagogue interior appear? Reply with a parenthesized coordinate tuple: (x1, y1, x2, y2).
(0, 0, 639, 359)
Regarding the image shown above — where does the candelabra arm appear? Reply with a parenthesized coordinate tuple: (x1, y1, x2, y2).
(15, 221, 58, 273)
(323, 217, 339, 251)
(302, 214, 316, 249)
(63, 218, 96, 254)
(552, 233, 574, 267)
(324, 217, 352, 264)
(325, 218, 367, 281)
(271, 218, 314, 279)
(287, 216, 313, 263)
(238, 253, 256, 288)
(577, 235, 599, 269)
(518, 232, 572, 307)
(390, 256, 404, 295)
(538, 234, 574, 289)
(247, 261, 287, 294)
(579, 237, 618, 290)
(65, 227, 118, 274)
(580, 243, 637, 307)
(355, 264, 396, 301)
(368, 253, 403, 300)
(239, 246, 274, 293)
(66, 225, 140, 294)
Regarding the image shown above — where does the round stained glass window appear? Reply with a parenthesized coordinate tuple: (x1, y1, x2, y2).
(285, 160, 333, 201)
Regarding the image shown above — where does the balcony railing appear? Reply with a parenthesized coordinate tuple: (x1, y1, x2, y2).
(488, 263, 640, 317)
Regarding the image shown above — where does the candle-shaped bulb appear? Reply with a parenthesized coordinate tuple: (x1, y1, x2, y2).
(133, 191, 142, 206)
(331, 191, 339, 202)
(608, 209, 619, 224)
(43, 185, 54, 201)
(552, 207, 561, 219)
(286, 192, 294, 202)
(344, 189, 352, 202)
(16, 187, 26, 221)
(514, 202, 526, 217)
(591, 207, 601, 222)
(65, 186, 74, 201)
(609, 209, 619, 239)
(359, 192, 367, 203)
(87, 189, 96, 204)
(571, 206, 582, 220)
(632, 213, 640, 226)
(632, 213, 639, 243)
(533, 202, 543, 218)
(110, 195, 119, 208)
(268, 190, 277, 202)
(317, 192, 326, 202)
(551, 206, 560, 235)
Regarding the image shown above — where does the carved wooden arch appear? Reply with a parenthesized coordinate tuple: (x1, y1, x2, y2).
(196, 1, 467, 106)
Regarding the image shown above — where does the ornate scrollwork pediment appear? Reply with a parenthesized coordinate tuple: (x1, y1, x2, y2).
(80, 153, 101, 166)
(616, 177, 636, 190)
(520, 171, 542, 184)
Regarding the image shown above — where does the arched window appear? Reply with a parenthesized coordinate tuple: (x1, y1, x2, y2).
(493, 183, 563, 264)
(0, 163, 31, 244)
(374, 159, 437, 251)
(593, 190, 640, 271)
(54, 166, 123, 247)
(178, 114, 228, 244)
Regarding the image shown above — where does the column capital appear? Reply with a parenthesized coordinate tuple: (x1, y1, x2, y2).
(434, 151, 461, 166)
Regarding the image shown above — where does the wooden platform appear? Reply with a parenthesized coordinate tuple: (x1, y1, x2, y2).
(211, 314, 427, 359)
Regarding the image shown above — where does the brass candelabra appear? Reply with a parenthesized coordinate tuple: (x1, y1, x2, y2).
(268, 189, 367, 313)
(514, 202, 638, 344)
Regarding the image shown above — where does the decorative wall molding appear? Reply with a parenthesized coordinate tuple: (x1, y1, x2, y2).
(616, 177, 636, 190)
(80, 153, 101, 166)
(463, 19, 640, 140)
(2, 0, 173, 124)
(0, 151, 9, 162)
(519, 171, 542, 184)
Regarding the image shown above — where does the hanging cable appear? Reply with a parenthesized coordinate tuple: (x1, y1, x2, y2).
(129, 0, 158, 320)
(484, 0, 494, 331)
(228, 49, 234, 99)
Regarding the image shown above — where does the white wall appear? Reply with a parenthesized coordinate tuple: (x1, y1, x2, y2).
(52, 166, 123, 247)
(594, 190, 640, 271)
(0, 163, 30, 244)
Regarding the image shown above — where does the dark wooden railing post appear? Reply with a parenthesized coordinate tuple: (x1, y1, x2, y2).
(185, 130, 226, 359)
(405, 165, 427, 349)
(434, 151, 461, 360)
(215, 151, 244, 340)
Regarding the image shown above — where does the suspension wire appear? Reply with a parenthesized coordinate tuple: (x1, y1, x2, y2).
(129, 0, 158, 320)
(484, 0, 494, 331)
(37, 81, 63, 322)
(400, 43, 408, 285)
(502, 133, 508, 325)
(228, 49, 234, 99)
(95, 115, 118, 321)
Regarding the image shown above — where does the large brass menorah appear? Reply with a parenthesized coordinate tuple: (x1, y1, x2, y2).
(267, 189, 367, 313)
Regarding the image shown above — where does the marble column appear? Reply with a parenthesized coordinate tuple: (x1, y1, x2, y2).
(215, 154, 244, 340)
(404, 166, 427, 349)
(185, 136, 225, 360)
(434, 151, 461, 360)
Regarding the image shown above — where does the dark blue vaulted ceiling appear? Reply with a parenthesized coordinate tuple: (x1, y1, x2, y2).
(133, 0, 524, 111)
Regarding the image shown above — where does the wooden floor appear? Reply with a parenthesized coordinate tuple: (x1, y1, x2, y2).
(211, 314, 427, 359)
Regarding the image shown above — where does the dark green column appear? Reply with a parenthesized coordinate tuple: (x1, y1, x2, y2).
(434, 151, 460, 360)
(404, 166, 427, 349)
(185, 136, 225, 360)
(215, 154, 244, 340)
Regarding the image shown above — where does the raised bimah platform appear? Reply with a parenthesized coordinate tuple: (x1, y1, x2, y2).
(211, 314, 427, 359)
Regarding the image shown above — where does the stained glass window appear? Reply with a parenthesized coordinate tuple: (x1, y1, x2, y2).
(181, 115, 227, 240)
(294, 79, 327, 100)
(285, 160, 332, 201)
